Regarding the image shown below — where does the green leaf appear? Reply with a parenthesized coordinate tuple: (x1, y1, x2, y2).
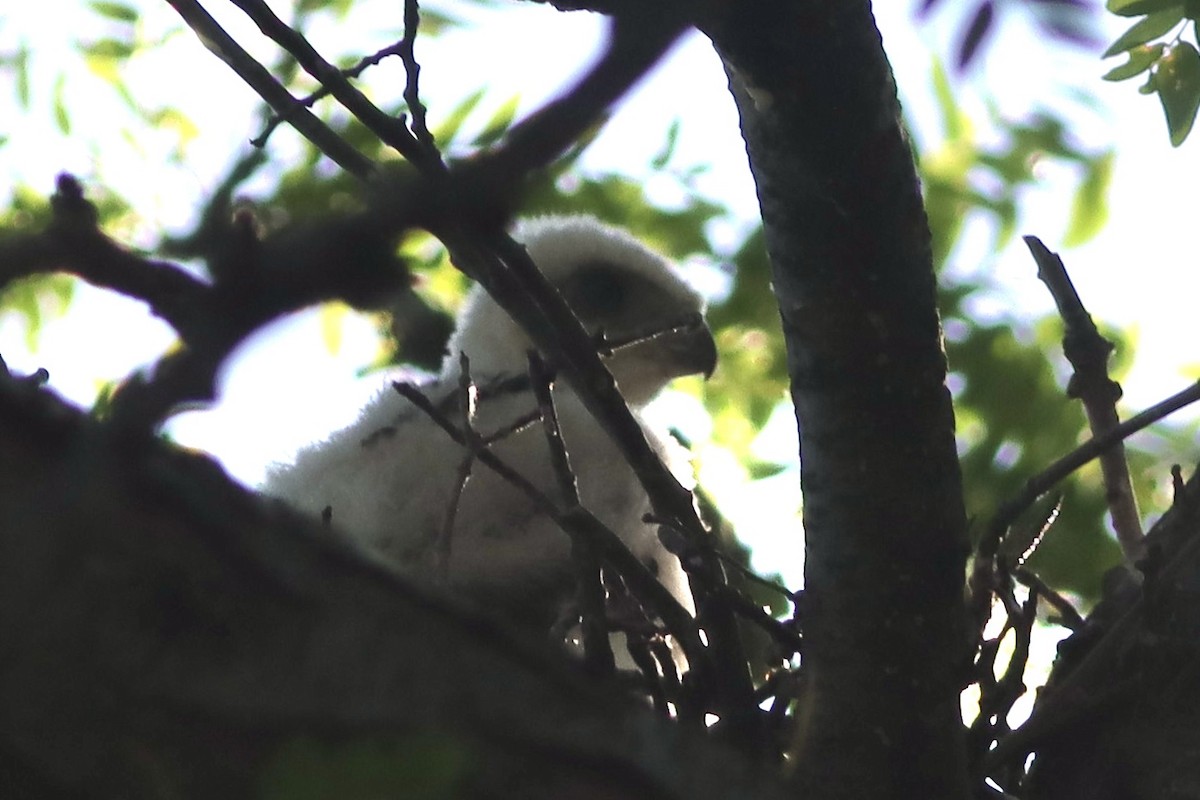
(52, 74, 71, 134)
(89, 1, 138, 22)
(1064, 151, 1113, 246)
(1155, 41, 1200, 145)
(431, 88, 484, 145)
(471, 93, 520, 148)
(82, 37, 136, 60)
(148, 107, 200, 152)
(651, 119, 682, 169)
(1103, 8, 1183, 57)
(14, 43, 30, 109)
(1107, 0, 1182, 16)
(931, 56, 970, 140)
(1103, 43, 1165, 81)
(746, 459, 788, 481)
(90, 380, 118, 420)
(0, 274, 76, 349)
(416, 9, 463, 35)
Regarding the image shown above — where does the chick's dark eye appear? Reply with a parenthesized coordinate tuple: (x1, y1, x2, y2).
(564, 265, 628, 318)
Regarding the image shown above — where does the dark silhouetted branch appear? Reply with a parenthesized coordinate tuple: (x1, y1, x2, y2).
(228, 0, 441, 171)
(165, 0, 376, 178)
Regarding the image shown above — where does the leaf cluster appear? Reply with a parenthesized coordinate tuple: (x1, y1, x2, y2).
(1104, 0, 1200, 145)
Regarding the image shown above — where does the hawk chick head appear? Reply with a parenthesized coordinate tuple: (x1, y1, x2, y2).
(445, 215, 716, 405)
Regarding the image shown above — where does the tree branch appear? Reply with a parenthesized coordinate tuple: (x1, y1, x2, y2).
(227, 0, 441, 171)
(400, 0, 439, 159)
(391, 379, 707, 676)
(528, 352, 617, 677)
(0, 175, 210, 336)
(1024, 235, 1145, 563)
(0, 373, 790, 800)
(977, 379, 1200, 571)
(700, 2, 972, 793)
(986, 461, 1200, 796)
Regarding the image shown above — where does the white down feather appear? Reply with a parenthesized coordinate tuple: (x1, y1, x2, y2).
(263, 215, 711, 629)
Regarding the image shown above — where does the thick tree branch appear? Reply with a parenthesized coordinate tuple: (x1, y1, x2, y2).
(0, 193, 209, 338)
(0, 174, 412, 428)
(700, 2, 972, 796)
(987, 461, 1200, 798)
(0, 374, 789, 800)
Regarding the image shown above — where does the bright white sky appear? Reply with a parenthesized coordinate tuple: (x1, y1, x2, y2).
(1, 1, 1198, 600)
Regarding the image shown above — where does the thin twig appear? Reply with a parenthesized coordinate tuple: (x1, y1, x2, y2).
(978, 379, 1200, 568)
(451, 228, 765, 750)
(228, 0, 436, 169)
(968, 573, 1036, 790)
(645, 511, 801, 603)
(1012, 567, 1084, 630)
(391, 380, 708, 678)
(984, 586, 1037, 792)
(966, 632, 1003, 771)
(528, 352, 578, 508)
(988, 468, 1200, 771)
(400, 0, 439, 160)
(648, 636, 684, 706)
(712, 584, 803, 655)
(255, 39, 409, 147)
(625, 635, 670, 715)
(480, 409, 543, 445)
(645, 512, 803, 653)
(604, 570, 702, 723)
(435, 354, 479, 579)
(164, 0, 375, 179)
(528, 351, 614, 676)
(1025, 236, 1144, 563)
(594, 313, 708, 357)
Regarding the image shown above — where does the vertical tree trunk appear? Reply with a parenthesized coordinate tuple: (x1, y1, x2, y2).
(701, 2, 972, 797)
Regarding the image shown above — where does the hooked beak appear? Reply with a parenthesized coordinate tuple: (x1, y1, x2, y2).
(661, 315, 718, 381)
(596, 314, 718, 406)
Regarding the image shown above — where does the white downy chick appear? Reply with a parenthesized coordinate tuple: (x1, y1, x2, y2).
(264, 215, 715, 629)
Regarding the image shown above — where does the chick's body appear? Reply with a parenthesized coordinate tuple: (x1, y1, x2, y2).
(264, 215, 713, 627)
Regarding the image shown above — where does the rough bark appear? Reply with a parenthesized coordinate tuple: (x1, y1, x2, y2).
(0, 375, 787, 799)
(698, 2, 972, 797)
(1013, 464, 1200, 800)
